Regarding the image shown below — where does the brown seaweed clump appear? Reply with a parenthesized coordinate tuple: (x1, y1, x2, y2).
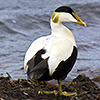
(66, 73, 100, 100)
(0, 73, 100, 100)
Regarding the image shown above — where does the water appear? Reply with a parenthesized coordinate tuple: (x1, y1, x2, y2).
(0, 0, 100, 86)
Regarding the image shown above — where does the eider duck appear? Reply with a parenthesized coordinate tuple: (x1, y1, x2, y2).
(24, 6, 86, 96)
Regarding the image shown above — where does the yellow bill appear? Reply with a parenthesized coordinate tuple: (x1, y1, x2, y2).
(72, 12, 87, 27)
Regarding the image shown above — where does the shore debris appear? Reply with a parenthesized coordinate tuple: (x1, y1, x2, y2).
(0, 73, 100, 100)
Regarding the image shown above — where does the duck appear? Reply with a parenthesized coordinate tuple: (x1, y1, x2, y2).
(24, 6, 86, 97)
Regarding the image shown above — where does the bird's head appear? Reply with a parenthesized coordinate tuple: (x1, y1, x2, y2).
(51, 6, 86, 26)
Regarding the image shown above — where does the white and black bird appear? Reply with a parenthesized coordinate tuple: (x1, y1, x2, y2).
(24, 6, 86, 96)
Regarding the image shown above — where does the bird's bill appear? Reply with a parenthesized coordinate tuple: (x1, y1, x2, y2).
(72, 12, 87, 27)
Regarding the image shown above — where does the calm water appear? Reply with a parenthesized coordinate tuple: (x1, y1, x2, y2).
(0, 0, 100, 86)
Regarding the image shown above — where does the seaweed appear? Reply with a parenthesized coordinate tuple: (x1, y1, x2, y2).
(0, 73, 100, 100)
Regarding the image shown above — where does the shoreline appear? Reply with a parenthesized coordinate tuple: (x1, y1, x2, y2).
(0, 73, 100, 100)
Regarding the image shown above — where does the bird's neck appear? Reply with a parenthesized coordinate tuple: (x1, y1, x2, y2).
(50, 20, 76, 46)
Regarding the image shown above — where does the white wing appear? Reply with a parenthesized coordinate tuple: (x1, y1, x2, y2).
(42, 37, 74, 75)
(24, 36, 49, 71)
(49, 38, 74, 75)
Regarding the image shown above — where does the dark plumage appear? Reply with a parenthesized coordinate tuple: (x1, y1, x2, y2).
(55, 6, 74, 14)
